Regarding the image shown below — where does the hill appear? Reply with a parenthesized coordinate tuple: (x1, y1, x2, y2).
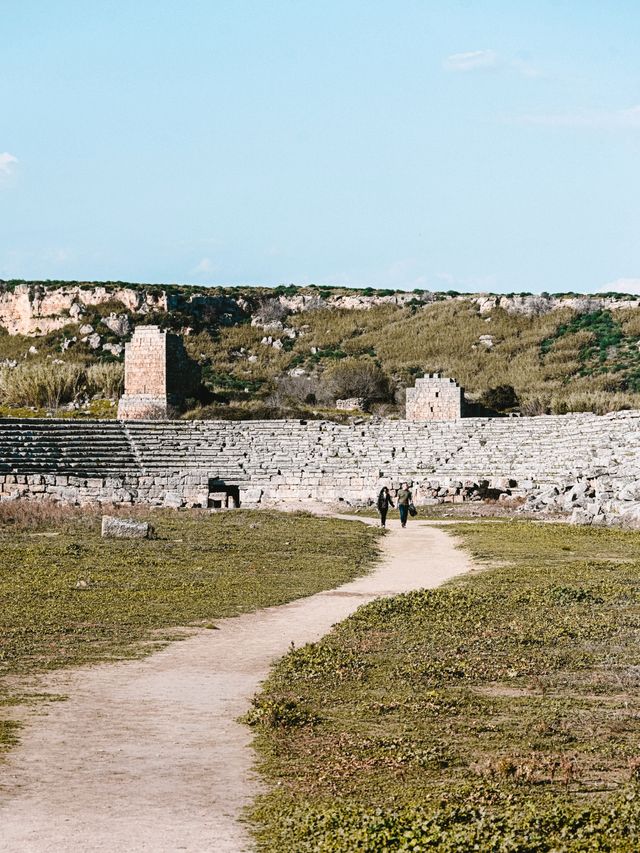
(1, 280, 640, 419)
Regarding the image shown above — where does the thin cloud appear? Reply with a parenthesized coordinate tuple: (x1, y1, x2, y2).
(192, 257, 215, 275)
(44, 248, 71, 264)
(510, 58, 543, 79)
(518, 105, 640, 129)
(443, 51, 543, 78)
(599, 278, 640, 295)
(0, 152, 18, 175)
(444, 50, 497, 72)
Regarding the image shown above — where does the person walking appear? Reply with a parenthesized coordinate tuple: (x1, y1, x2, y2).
(377, 486, 394, 527)
(396, 482, 412, 528)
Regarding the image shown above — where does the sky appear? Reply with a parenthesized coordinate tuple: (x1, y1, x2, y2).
(2, 0, 640, 294)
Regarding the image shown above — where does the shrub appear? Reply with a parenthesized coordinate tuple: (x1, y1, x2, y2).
(0, 361, 85, 409)
(244, 695, 320, 729)
(253, 298, 289, 325)
(322, 357, 391, 402)
(479, 384, 519, 412)
(86, 362, 124, 399)
(268, 375, 329, 408)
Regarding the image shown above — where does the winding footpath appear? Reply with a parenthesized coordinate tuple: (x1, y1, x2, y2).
(0, 519, 474, 852)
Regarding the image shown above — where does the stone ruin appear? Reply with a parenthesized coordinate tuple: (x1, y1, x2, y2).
(336, 398, 367, 412)
(405, 374, 462, 421)
(117, 326, 198, 420)
(0, 329, 638, 528)
(0, 411, 638, 526)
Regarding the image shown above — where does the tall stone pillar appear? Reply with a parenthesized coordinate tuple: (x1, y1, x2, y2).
(117, 326, 196, 420)
(405, 374, 462, 421)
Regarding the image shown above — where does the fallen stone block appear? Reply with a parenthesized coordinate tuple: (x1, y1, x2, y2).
(570, 508, 593, 526)
(618, 502, 640, 527)
(101, 515, 153, 539)
(618, 482, 640, 502)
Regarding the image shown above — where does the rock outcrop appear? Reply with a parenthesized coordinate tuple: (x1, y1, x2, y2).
(1, 281, 639, 338)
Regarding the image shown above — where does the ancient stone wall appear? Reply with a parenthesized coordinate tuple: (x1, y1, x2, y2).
(405, 374, 462, 421)
(0, 412, 638, 517)
(117, 326, 196, 419)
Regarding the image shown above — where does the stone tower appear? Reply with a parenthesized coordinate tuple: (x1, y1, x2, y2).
(405, 374, 462, 421)
(117, 326, 197, 420)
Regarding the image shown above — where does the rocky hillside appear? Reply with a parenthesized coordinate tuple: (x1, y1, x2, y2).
(1, 280, 640, 419)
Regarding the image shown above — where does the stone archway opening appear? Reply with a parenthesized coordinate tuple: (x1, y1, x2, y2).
(208, 480, 240, 509)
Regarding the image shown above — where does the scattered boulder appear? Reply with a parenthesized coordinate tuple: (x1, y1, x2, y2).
(102, 313, 132, 337)
(619, 482, 640, 502)
(101, 515, 153, 539)
(570, 508, 593, 526)
(618, 502, 640, 526)
(517, 475, 640, 528)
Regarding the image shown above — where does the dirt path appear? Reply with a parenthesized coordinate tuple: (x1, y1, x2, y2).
(0, 520, 474, 853)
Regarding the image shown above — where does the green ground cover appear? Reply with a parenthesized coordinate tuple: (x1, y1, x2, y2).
(0, 506, 380, 752)
(249, 521, 640, 851)
(3, 283, 640, 418)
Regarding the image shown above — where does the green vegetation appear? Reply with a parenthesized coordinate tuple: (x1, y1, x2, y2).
(322, 357, 390, 402)
(195, 300, 640, 416)
(0, 505, 380, 752)
(0, 361, 123, 411)
(1, 281, 640, 417)
(542, 310, 640, 393)
(0, 399, 117, 420)
(0, 719, 21, 751)
(250, 521, 640, 851)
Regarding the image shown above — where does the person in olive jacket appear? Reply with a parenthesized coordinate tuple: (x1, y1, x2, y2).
(396, 482, 412, 528)
(377, 486, 394, 527)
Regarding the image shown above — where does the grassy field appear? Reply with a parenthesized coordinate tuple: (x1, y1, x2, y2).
(249, 521, 640, 851)
(0, 504, 380, 753)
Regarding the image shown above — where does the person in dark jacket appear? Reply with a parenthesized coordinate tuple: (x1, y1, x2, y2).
(396, 482, 412, 528)
(377, 486, 394, 527)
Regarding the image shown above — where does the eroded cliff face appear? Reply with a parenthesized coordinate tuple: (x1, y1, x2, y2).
(0, 285, 168, 336)
(0, 281, 638, 337)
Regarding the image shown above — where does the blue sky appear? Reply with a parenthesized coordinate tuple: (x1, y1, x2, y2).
(2, 1, 640, 293)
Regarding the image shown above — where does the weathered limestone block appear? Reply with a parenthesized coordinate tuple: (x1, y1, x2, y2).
(619, 482, 640, 502)
(569, 508, 593, 525)
(101, 515, 153, 539)
(184, 491, 209, 508)
(163, 491, 184, 509)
